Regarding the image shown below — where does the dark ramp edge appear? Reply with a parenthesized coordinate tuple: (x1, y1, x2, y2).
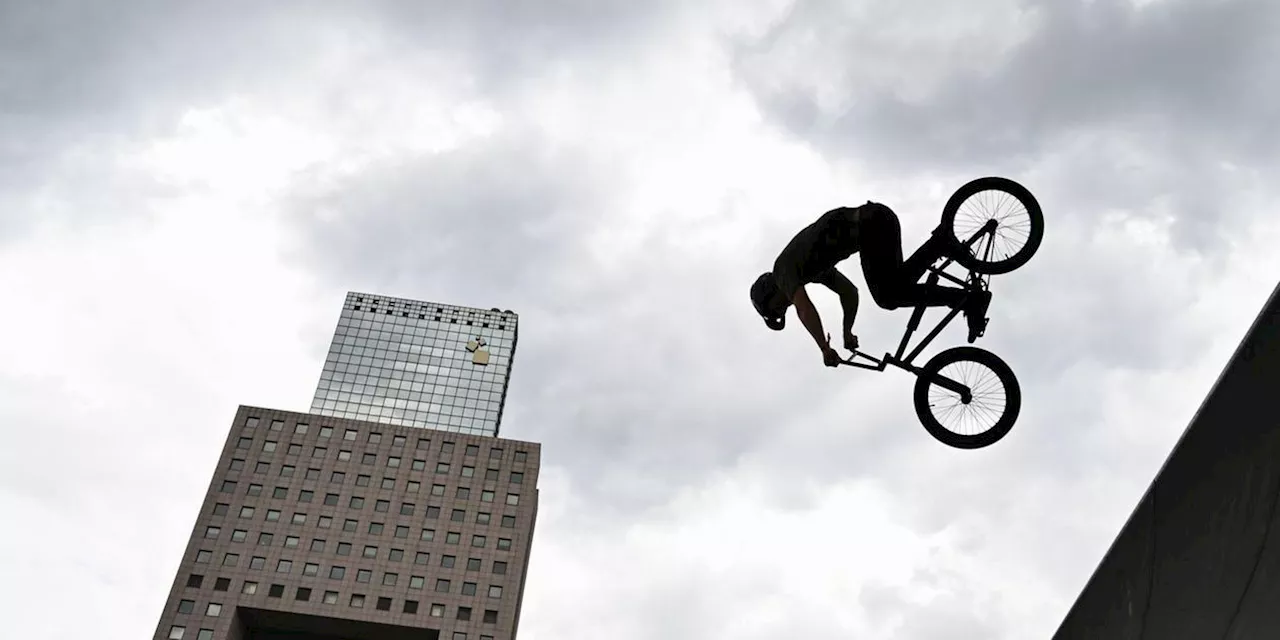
(1052, 280, 1280, 640)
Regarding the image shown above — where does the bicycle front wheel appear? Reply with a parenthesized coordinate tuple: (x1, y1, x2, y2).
(912, 346, 1021, 449)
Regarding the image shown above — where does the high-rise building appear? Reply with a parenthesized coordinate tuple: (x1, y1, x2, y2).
(309, 292, 519, 438)
(152, 293, 539, 640)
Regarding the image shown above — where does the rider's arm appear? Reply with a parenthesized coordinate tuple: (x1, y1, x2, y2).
(816, 268, 859, 337)
(789, 286, 832, 355)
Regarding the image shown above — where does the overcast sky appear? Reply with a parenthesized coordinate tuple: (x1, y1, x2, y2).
(2, 0, 1279, 638)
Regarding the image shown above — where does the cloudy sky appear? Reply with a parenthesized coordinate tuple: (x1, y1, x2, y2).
(2, 0, 1279, 638)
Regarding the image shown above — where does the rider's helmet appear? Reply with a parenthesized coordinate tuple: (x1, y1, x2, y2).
(751, 272, 787, 331)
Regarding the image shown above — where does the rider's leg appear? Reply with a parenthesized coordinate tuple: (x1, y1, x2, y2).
(858, 203, 968, 310)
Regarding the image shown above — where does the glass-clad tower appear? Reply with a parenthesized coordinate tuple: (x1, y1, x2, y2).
(310, 292, 519, 437)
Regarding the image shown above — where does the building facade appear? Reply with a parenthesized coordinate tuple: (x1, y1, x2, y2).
(309, 292, 519, 438)
(152, 406, 540, 640)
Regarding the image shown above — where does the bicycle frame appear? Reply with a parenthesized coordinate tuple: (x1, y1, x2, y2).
(838, 219, 1000, 399)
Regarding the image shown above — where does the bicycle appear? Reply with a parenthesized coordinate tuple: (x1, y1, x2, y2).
(836, 176, 1045, 449)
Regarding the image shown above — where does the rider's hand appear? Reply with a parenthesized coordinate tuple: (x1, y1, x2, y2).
(822, 344, 842, 368)
(843, 332, 859, 352)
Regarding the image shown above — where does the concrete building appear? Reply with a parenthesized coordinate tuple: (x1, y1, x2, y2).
(152, 294, 539, 640)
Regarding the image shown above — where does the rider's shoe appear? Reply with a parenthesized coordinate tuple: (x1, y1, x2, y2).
(963, 289, 991, 342)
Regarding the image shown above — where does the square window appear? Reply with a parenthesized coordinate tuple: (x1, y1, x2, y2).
(343, 519, 357, 532)
(186, 574, 203, 588)
(369, 432, 382, 444)
(497, 538, 512, 551)
(383, 572, 399, 586)
(412, 459, 426, 471)
(388, 456, 401, 468)
(287, 443, 301, 456)
(407, 481, 421, 492)
(350, 594, 365, 608)
(273, 487, 287, 499)
(355, 474, 370, 487)
(393, 435, 406, 447)
(247, 484, 263, 497)
(223, 553, 239, 567)
(330, 566, 346, 579)
(395, 525, 409, 539)
(369, 522, 384, 535)
(481, 491, 494, 503)
(277, 559, 292, 573)
(404, 599, 419, 614)
(311, 446, 326, 459)
(415, 551, 430, 565)
(420, 528, 435, 541)
(375, 500, 389, 512)
(471, 535, 486, 548)
(212, 503, 229, 517)
(446, 532, 461, 544)
(501, 515, 516, 528)
(477, 512, 491, 525)
(245, 417, 260, 429)
(177, 599, 195, 614)
(270, 420, 284, 431)
(514, 451, 527, 463)
(381, 477, 395, 490)
(250, 556, 266, 570)
(451, 509, 465, 522)
(417, 438, 430, 450)
(357, 569, 372, 583)
(493, 561, 507, 575)
(489, 447, 503, 460)
(349, 496, 365, 509)
(258, 532, 273, 546)
(269, 584, 285, 598)
(168, 626, 185, 640)
(485, 468, 499, 481)
(197, 630, 214, 640)
(323, 590, 339, 604)
(338, 450, 352, 461)
(435, 579, 451, 593)
(431, 484, 445, 496)
(465, 444, 479, 456)
(242, 581, 258, 594)
(462, 582, 477, 596)
(441, 555, 455, 568)
(426, 506, 441, 519)
(296, 587, 312, 602)
(237, 437, 252, 450)
(401, 503, 415, 516)
(376, 596, 392, 611)
(285, 535, 299, 548)
(510, 472, 524, 484)
(506, 493, 519, 506)
(330, 471, 345, 483)
(254, 462, 269, 474)
(483, 609, 499, 624)
(318, 515, 333, 529)
(292, 512, 306, 525)
(231, 529, 247, 543)
(456, 487, 471, 500)
(462, 466, 475, 478)
(344, 429, 357, 441)
(229, 458, 245, 471)
(205, 602, 222, 616)
(280, 465, 295, 477)
(303, 563, 319, 577)
(295, 423, 309, 434)
(220, 480, 237, 493)
(319, 426, 332, 438)
(204, 526, 220, 539)
(467, 558, 482, 571)
(410, 575, 425, 589)
(457, 606, 472, 621)
(389, 548, 404, 562)
(337, 542, 352, 556)
(324, 493, 339, 506)
(362, 453, 376, 465)
(311, 539, 326, 552)
(488, 585, 502, 598)
(430, 603, 445, 617)
(441, 442, 455, 454)
(263, 441, 277, 453)
(436, 462, 450, 474)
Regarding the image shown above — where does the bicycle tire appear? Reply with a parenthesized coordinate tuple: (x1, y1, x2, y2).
(912, 346, 1021, 449)
(941, 176, 1044, 275)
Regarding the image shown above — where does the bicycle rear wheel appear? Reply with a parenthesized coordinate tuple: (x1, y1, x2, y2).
(941, 177, 1044, 275)
(912, 346, 1020, 449)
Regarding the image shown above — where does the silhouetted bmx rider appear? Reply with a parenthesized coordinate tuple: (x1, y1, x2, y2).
(751, 201, 991, 367)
